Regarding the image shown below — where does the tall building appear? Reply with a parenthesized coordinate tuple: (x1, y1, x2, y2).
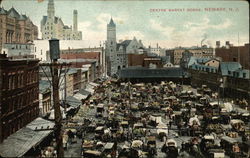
(0, 7, 38, 52)
(41, 0, 82, 40)
(105, 18, 145, 76)
(106, 18, 117, 76)
(0, 54, 39, 142)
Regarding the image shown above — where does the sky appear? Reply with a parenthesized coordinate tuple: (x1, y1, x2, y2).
(1, 0, 249, 48)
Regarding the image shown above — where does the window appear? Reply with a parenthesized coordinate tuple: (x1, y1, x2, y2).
(8, 76, 12, 89)
(41, 50, 42, 55)
(12, 76, 15, 89)
(228, 71, 231, 75)
(243, 73, 246, 78)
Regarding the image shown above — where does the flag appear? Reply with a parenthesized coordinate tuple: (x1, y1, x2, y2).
(37, 0, 44, 3)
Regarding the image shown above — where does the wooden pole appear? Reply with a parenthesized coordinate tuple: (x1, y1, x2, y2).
(51, 59, 64, 157)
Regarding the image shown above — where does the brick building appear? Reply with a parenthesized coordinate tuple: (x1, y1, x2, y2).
(127, 54, 163, 68)
(0, 54, 39, 142)
(127, 54, 146, 67)
(188, 57, 250, 101)
(0, 7, 38, 52)
(165, 46, 213, 65)
(59, 48, 103, 79)
(60, 52, 100, 63)
(215, 43, 249, 69)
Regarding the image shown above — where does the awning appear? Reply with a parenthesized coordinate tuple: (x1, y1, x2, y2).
(0, 118, 54, 157)
(85, 87, 94, 95)
(73, 93, 88, 100)
(78, 89, 91, 96)
(65, 96, 81, 108)
(89, 82, 99, 87)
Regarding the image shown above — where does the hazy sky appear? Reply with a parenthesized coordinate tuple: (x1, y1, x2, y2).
(2, 0, 249, 48)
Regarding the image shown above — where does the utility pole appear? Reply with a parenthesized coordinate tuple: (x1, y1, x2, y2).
(49, 39, 64, 157)
(39, 39, 71, 157)
(51, 60, 64, 157)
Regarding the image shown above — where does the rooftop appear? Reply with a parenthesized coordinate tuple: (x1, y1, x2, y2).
(0, 118, 54, 157)
(219, 62, 242, 76)
(119, 67, 186, 79)
(107, 17, 116, 27)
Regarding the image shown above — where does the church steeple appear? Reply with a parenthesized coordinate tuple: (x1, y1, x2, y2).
(108, 17, 116, 27)
(107, 17, 116, 44)
(47, 0, 55, 19)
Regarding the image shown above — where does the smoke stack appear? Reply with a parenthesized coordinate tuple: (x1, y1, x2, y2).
(201, 34, 207, 47)
(73, 10, 78, 31)
(216, 41, 220, 48)
(225, 41, 230, 49)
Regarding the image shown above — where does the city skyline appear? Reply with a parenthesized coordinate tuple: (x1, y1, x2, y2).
(1, 0, 249, 48)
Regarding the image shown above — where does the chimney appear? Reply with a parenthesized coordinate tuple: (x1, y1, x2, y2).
(216, 41, 220, 48)
(225, 41, 230, 49)
(73, 10, 78, 31)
